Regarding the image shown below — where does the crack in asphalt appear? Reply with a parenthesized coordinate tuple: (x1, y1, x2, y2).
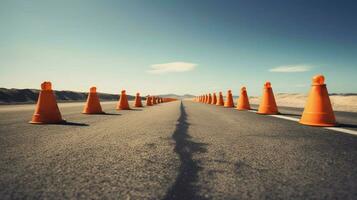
(163, 101, 208, 200)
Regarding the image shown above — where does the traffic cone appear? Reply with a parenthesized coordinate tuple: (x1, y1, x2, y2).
(134, 93, 143, 107)
(82, 87, 105, 114)
(116, 90, 130, 110)
(224, 90, 234, 107)
(236, 87, 251, 110)
(257, 82, 278, 115)
(30, 81, 65, 124)
(152, 96, 157, 104)
(300, 75, 336, 126)
(146, 96, 153, 106)
(212, 93, 217, 105)
(216, 92, 224, 106)
(208, 93, 212, 104)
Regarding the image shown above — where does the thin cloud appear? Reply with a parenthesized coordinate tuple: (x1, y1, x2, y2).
(148, 62, 197, 74)
(269, 65, 311, 73)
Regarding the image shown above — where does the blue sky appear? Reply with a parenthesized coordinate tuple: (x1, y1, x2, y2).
(0, 0, 357, 96)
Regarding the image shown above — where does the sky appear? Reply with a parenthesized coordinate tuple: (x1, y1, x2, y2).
(0, 0, 357, 96)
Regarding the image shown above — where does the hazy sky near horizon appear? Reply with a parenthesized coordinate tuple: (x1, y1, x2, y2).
(1, 0, 357, 96)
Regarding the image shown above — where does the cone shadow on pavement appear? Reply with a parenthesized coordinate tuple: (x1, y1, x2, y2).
(58, 121, 89, 126)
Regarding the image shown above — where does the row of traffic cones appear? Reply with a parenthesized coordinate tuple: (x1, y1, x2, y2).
(194, 74, 336, 127)
(29, 83, 176, 124)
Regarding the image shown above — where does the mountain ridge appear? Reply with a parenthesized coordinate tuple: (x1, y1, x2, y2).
(0, 88, 195, 105)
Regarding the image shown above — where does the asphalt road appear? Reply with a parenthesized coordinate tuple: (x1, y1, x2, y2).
(0, 100, 356, 199)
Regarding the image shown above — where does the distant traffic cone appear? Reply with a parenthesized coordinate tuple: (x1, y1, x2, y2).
(216, 92, 224, 106)
(204, 95, 207, 103)
(208, 93, 212, 104)
(152, 96, 157, 104)
(82, 87, 105, 114)
(224, 90, 234, 107)
(236, 87, 251, 110)
(134, 93, 143, 107)
(257, 82, 278, 115)
(116, 90, 130, 110)
(212, 93, 217, 105)
(146, 96, 153, 106)
(300, 75, 336, 126)
(30, 81, 65, 124)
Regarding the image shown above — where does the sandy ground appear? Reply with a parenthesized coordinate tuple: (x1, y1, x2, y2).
(249, 93, 357, 113)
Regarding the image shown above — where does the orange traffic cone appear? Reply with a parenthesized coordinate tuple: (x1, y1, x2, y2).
(257, 82, 278, 115)
(134, 93, 143, 107)
(152, 96, 157, 104)
(300, 75, 336, 126)
(82, 87, 105, 114)
(30, 81, 65, 124)
(212, 93, 217, 105)
(224, 90, 234, 107)
(116, 90, 130, 110)
(208, 93, 212, 104)
(236, 87, 251, 110)
(146, 96, 153, 106)
(216, 92, 224, 106)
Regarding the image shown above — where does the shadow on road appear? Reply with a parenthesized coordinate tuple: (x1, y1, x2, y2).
(163, 101, 208, 200)
(280, 113, 301, 117)
(83, 112, 121, 116)
(61, 121, 89, 126)
(102, 113, 121, 115)
(338, 123, 357, 128)
(129, 109, 143, 111)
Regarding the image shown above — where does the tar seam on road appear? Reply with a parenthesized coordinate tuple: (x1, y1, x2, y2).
(248, 110, 357, 136)
(163, 101, 208, 200)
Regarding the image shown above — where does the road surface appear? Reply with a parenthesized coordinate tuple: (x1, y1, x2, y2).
(0, 100, 356, 199)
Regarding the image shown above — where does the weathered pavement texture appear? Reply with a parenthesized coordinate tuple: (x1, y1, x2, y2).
(0, 100, 356, 199)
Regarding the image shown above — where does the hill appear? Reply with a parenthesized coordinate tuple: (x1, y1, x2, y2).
(0, 88, 130, 105)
